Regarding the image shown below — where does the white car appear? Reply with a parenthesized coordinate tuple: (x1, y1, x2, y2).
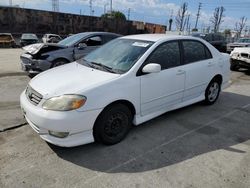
(42, 34, 62, 43)
(20, 34, 230, 147)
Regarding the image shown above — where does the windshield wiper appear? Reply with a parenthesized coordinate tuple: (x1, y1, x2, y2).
(91, 62, 117, 73)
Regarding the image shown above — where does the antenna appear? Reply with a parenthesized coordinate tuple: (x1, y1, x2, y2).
(52, 0, 59, 12)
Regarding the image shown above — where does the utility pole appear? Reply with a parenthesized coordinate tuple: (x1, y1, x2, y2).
(127, 8, 131, 20)
(52, 0, 59, 12)
(110, 0, 112, 13)
(89, 0, 93, 16)
(195, 2, 202, 30)
(9, 0, 12, 6)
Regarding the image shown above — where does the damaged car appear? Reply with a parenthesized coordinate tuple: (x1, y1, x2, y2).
(230, 47, 250, 71)
(42, 34, 62, 43)
(20, 32, 121, 77)
(227, 38, 250, 53)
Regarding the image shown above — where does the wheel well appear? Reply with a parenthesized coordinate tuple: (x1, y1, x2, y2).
(53, 58, 70, 63)
(103, 100, 136, 116)
(212, 74, 223, 85)
(93, 100, 136, 141)
(51, 58, 70, 68)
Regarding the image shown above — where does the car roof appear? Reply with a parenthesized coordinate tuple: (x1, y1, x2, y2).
(76, 32, 121, 36)
(121, 34, 199, 42)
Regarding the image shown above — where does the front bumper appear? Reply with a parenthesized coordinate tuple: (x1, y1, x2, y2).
(231, 58, 250, 69)
(20, 91, 102, 147)
(20, 54, 52, 73)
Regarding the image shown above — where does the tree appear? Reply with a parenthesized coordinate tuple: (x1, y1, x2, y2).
(235, 16, 247, 37)
(210, 6, 225, 33)
(175, 2, 188, 32)
(224, 29, 231, 36)
(101, 11, 126, 21)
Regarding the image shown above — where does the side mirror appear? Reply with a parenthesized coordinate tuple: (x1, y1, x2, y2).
(142, 63, 161, 74)
(78, 43, 87, 50)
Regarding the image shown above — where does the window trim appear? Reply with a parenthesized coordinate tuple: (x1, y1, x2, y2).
(136, 40, 183, 76)
(180, 39, 213, 65)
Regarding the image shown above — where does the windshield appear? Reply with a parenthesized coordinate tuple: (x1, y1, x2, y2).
(237, 38, 250, 43)
(21, 34, 38, 40)
(80, 38, 153, 74)
(58, 33, 89, 46)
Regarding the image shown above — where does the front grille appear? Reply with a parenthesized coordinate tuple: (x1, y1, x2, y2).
(25, 85, 43, 106)
(241, 53, 249, 59)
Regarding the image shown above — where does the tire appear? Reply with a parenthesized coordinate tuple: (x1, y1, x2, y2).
(204, 79, 221, 105)
(230, 63, 239, 71)
(52, 59, 69, 68)
(93, 104, 132, 145)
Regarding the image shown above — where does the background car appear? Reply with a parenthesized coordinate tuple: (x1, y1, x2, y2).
(20, 32, 121, 77)
(192, 33, 227, 53)
(20, 33, 39, 47)
(0, 33, 16, 48)
(230, 47, 250, 71)
(20, 34, 230, 147)
(227, 38, 250, 53)
(42, 34, 62, 43)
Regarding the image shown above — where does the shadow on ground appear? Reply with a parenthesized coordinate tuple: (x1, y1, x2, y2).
(50, 92, 250, 173)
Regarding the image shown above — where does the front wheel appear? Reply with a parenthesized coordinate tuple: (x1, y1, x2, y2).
(204, 79, 221, 105)
(93, 104, 132, 145)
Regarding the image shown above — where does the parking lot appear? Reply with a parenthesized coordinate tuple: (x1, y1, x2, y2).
(0, 48, 250, 188)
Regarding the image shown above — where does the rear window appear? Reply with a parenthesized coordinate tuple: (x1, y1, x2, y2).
(182, 40, 212, 64)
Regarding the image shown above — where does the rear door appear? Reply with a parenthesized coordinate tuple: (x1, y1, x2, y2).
(181, 40, 214, 101)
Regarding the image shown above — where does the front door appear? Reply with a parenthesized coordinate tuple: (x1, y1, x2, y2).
(140, 41, 185, 116)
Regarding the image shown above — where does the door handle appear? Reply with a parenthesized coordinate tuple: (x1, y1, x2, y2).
(176, 70, 185, 75)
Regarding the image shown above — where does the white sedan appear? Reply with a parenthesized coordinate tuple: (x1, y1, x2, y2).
(20, 34, 230, 147)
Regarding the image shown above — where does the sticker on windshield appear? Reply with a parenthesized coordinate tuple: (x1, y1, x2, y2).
(132, 42, 150, 47)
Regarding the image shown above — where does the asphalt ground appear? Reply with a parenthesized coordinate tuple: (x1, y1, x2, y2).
(0, 49, 250, 188)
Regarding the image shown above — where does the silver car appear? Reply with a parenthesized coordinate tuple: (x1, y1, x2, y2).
(20, 32, 121, 76)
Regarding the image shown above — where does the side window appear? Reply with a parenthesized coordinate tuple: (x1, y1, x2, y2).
(85, 36, 102, 46)
(146, 41, 181, 70)
(102, 35, 117, 44)
(182, 40, 211, 64)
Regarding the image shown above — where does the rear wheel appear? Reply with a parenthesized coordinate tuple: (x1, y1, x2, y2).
(93, 104, 132, 145)
(204, 79, 221, 105)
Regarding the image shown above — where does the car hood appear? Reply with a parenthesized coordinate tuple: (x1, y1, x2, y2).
(23, 43, 66, 55)
(29, 62, 120, 98)
(232, 47, 250, 54)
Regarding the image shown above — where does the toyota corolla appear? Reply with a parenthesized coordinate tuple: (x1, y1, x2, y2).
(20, 34, 230, 147)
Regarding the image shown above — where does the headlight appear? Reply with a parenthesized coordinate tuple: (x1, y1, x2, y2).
(42, 95, 86, 111)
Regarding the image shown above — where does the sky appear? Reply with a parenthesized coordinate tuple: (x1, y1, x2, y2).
(1, 0, 250, 31)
